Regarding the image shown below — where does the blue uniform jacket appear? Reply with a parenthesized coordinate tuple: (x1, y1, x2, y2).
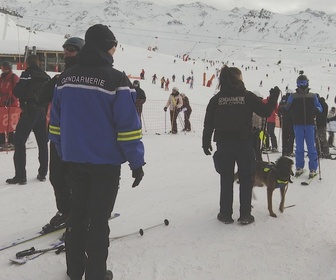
(49, 44, 145, 170)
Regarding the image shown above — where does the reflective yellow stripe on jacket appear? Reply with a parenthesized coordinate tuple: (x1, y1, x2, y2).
(49, 125, 61, 135)
(117, 129, 142, 141)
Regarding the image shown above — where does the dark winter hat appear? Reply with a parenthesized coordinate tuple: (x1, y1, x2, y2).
(133, 80, 140, 87)
(62, 37, 85, 52)
(296, 74, 309, 89)
(85, 24, 117, 52)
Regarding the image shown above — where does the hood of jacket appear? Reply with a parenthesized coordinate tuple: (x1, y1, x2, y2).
(219, 80, 246, 96)
(77, 44, 114, 67)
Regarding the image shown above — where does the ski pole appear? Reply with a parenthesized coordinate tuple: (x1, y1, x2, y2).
(110, 219, 169, 241)
(139, 219, 169, 235)
(260, 118, 270, 162)
(164, 110, 167, 133)
(16, 244, 65, 258)
(177, 113, 186, 135)
(141, 112, 147, 132)
(314, 123, 322, 181)
(284, 204, 296, 209)
(4, 105, 11, 153)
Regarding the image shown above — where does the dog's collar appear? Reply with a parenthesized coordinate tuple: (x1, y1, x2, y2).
(276, 179, 288, 189)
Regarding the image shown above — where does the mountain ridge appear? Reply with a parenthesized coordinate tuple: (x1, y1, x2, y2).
(1, 0, 336, 56)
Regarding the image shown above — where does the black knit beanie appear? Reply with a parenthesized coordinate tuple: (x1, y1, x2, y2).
(85, 24, 117, 52)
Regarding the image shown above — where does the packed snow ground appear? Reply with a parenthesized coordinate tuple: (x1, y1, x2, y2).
(1, 37, 336, 280)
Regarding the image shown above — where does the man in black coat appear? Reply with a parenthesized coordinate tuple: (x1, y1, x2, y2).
(36, 37, 85, 231)
(278, 91, 295, 157)
(133, 80, 146, 122)
(316, 96, 331, 158)
(6, 54, 50, 185)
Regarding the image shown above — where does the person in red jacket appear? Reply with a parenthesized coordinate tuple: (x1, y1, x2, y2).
(0, 61, 19, 149)
(263, 96, 279, 152)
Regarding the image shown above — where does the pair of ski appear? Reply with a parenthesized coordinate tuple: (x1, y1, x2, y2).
(294, 169, 318, 185)
(10, 237, 66, 264)
(9, 215, 169, 264)
(6, 212, 120, 264)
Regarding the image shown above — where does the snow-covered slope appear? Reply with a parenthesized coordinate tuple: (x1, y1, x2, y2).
(1, 1, 336, 57)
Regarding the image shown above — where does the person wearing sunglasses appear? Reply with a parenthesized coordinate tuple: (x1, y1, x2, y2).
(35, 37, 85, 234)
(285, 72, 323, 179)
(49, 24, 144, 280)
(62, 37, 85, 70)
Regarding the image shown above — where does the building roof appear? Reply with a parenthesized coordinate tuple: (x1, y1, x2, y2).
(0, 13, 67, 55)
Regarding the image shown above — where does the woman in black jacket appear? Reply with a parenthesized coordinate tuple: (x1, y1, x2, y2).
(202, 65, 280, 225)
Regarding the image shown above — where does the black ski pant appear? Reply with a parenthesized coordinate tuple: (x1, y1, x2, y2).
(13, 105, 48, 179)
(183, 109, 192, 131)
(65, 163, 120, 280)
(252, 127, 262, 161)
(267, 122, 277, 149)
(317, 127, 329, 156)
(169, 110, 178, 133)
(49, 141, 71, 216)
(213, 139, 255, 218)
(281, 118, 294, 156)
(0, 132, 14, 145)
(328, 131, 334, 147)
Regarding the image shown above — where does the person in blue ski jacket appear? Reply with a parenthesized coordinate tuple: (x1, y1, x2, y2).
(49, 24, 145, 280)
(285, 72, 322, 178)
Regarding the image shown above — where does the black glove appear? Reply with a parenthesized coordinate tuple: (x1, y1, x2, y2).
(202, 143, 213, 156)
(164, 107, 167, 112)
(132, 166, 144, 188)
(269, 86, 280, 99)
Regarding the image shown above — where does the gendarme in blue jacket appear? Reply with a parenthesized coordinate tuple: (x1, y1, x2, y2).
(49, 44, 145, 170)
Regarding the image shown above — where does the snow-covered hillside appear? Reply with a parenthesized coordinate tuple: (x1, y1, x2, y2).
(1, 1, 336, 57)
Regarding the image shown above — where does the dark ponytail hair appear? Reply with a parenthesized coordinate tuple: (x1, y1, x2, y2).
(218, 65, 244, 91)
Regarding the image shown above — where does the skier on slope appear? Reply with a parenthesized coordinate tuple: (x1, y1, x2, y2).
(164, 87, 183, 134)
(180, 93, 192, 132)
(133, 80, 146, 123)
(285, 72, 322, 178)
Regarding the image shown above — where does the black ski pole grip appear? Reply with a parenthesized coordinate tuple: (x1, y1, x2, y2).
(55, 245, 65, 255)
(16, 247, 35, 258)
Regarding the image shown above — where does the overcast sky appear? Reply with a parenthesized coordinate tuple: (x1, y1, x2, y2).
(154, 0, 336, 14)
(24, 0, 336, 14)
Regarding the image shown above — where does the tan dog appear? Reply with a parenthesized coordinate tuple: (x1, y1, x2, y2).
(235, 156, 294, 217)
